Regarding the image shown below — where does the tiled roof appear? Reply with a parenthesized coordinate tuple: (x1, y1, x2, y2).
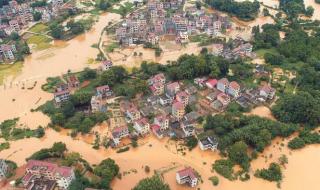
(177, 167, 197, 180)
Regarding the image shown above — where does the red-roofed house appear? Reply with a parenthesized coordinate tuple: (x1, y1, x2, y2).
(150, 82, 164, 95)
(154, 114, 169, 131)
(112, 125, 129, 146)
(23, 160, 75, 190)
(148, 73, 166, 85)
(151, 124, 163, 138)
(166, 82, 180, 97)
(101, 60, 113, 71)
(134, 118, 150, 135)
(54, 90, 70, 104)
(227, 81, 241, 97)
(205, 79, 218, 89)
(176, 91, 189, 107)
(176, 167, 198, 187)
(172, 101, 185, 121)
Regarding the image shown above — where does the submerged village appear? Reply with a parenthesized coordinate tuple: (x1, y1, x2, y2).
(1, 0, 320, 190)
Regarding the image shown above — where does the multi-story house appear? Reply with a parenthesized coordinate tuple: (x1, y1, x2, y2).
(159, 94, 173, 106)
(22, 160, 75, 190)
(9, 19, 19, 32)
(176, 167, 198, 187)
(176, 91, 189, 107)
(0, 44, 16, 60)
(217, 78, 229, 92)
(154, 114, 169, 131)
(259, 84, 276, 100)
(101, 60, 113, 71)
(199, 136, 218, 151)
(134, 117, 150, 135)
(96, 85, 113, 99)
(112, 125, 129, 146)
(166, 82, 180, 97)
(150, 82, 164, 96)
(227, 81, 241, 98)
(54, 90, 70, 104)
(172, 101, 185, 121)
(0, 159, 8, 179)
(126, 106, 141, 121)
(148, 73, 166, 85)
(91, 95, 104, 113)
(147, 32, 159, 45)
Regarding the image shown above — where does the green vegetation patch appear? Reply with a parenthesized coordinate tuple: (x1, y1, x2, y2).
(0, 142, 10, 152)
(0, 62, 23, 85)
(105, 42, 119, 52)
(0, 118, 45, 141)
(28, 23, 49, 33)
(26, 34, 52, 51)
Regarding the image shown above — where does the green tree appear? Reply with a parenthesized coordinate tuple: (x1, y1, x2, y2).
(33, 11, 42, 21)
(305, 6, 314, 17)
(255, 163, 282, 182)
(94, 158, 119, 189)
(133, 175, 170, 190)
(227, 141, 250, 170)
(272, 92, 320, 125)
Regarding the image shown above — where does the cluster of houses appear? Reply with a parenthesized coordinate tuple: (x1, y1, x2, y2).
(0, 0, 76, 36)
(0, 0, 77, 62)
(115, 0, 232, 46)
(53, 75, 80, 105)
(106, 70, 275, 148)
(21, 160, 75, 190)
(211, 36, 255, 59)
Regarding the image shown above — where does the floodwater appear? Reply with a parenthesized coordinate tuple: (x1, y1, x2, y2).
(0, 13, 121, 126)
(1, 127, 320, 190)
(304, 0, 320, 20)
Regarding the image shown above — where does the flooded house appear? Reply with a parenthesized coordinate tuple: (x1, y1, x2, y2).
(176, 167, 198, 187)
(22, 160, 75, 190)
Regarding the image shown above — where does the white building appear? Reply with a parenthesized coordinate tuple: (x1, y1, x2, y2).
(199, 136, 218, 151)
(176, 167, 198, 187)
(134, 118, 150, 135)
